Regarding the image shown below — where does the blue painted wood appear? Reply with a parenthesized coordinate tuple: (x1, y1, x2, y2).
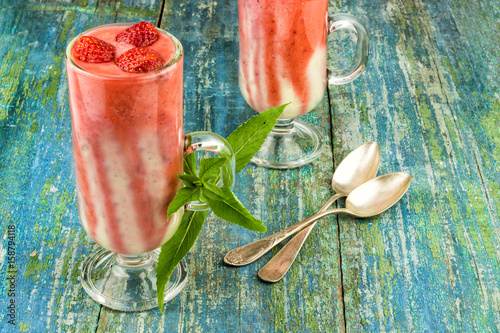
(328, 0, 500, 332)
(0, 0, 498, 332)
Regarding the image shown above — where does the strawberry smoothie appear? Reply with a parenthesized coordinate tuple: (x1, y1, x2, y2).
(66, 23, 184, 255)
(238, 0, 328, 119)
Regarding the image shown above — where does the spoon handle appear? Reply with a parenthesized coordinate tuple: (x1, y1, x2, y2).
(258, 193, 344, 282)
(317, 192, 343, 213)
(224, 194, 345, 266)
(258, 221, 316, 282)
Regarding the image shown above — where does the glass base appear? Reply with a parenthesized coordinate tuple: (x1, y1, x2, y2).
(81, 248, 188, 312)
(251, 119, 325, 169)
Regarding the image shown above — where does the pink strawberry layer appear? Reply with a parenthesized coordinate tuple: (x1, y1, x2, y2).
(67, 24, 184, 255)
(238, 0, 328, 119)
(71, 25, 175, 76)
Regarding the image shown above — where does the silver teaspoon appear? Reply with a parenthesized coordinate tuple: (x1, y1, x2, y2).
(258, 172, 411, 282)
(257, 142, 380, 281)
(224, 142, 380, 267)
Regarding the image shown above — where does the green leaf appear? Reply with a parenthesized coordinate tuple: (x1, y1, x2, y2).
(227, 103, 288, 174)
(221, 159, 234, 188)
(201, 182, 266, 232)
(157, 105, 286, 312)
(167, 187, 202, 218)
(177, 174, 202, 187)
(183, 153, 197, 176)
(199, 157, 227, 183)
(157, 210, 207, 312)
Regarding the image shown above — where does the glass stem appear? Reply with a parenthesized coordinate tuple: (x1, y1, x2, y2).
(116, 253, 152, 267)
(272, 118, 296, 134)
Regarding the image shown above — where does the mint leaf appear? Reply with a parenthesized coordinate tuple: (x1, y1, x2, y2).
(183, 153, 197, 176)
(221, 158, 234, 188)
(167, 187, 202, 218)
(199, 157, 227, 183)
(227, 104, 288, 173)
(201, 182, 266, 232)
(177, 174, 202, 187)
(157, 209, 207, 312)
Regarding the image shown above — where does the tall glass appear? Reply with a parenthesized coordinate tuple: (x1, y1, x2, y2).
(238, 0, 370, 168)
(66, 23, 234, 311)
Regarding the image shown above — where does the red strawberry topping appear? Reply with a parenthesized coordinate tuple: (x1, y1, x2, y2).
(116, 21, 159, 47)
(116, 47, 164, 73)
(73, 36, 115, 63)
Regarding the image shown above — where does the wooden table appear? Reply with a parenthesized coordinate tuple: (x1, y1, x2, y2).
(1, 0, 499, 332)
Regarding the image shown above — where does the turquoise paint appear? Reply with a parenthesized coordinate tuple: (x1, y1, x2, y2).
(0, 0, 499, 332)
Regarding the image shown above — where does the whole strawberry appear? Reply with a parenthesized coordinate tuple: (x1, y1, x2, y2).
(116, 47, 164, 73)
(73, 36, 115, 63)
(116, 21, 159, 47)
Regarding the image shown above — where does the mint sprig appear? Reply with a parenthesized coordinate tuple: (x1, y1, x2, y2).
(157, 104, 287, 312)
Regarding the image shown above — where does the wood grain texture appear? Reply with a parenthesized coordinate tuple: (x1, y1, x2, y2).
(329, 0, 500, 332)
(0, 0, 498, 332)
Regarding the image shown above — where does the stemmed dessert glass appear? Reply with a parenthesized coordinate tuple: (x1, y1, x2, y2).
(238, 0, 370, 169)
(66, 23, 235, 311)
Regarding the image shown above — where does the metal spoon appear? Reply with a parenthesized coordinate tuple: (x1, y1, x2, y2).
(225, 172, 411, 274)
(224, 142, 380, 267)
(258, 172, 411, 282)
(257, 143, 381, 282)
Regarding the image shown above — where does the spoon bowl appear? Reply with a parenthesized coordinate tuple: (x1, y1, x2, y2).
(346, 172, 411, 217)
(332, 141, 380, 196)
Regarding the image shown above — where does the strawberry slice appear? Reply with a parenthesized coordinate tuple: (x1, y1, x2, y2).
(116, 21, 159, 47)
(73, 36, 115, 63)
(116, 47, 164, 73)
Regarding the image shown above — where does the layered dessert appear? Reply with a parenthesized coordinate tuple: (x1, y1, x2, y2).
(238, 0, 328, 119)
(66, 22, 184, 255)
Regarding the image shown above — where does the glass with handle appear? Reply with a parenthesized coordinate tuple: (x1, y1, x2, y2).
(238, 0, 370, 168)
(66, 23, 235, 311)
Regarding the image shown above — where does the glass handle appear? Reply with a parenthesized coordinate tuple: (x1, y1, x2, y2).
(184, 131, 235, 211)
(327, 13, 370, 85)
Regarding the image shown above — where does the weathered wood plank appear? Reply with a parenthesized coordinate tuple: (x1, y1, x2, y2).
(1, 0, 498, 331)
(330, 0, 500, 331)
